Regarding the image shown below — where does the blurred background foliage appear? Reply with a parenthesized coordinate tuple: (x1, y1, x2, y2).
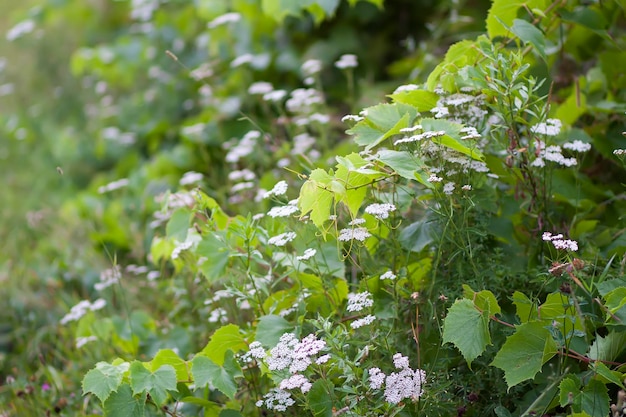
(0, 0, 624, 415)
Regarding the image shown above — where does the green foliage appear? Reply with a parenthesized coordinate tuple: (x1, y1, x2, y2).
(2, 0, 626, 415)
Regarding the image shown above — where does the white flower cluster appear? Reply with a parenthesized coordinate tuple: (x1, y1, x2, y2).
(60, 298, 107, 325)
(563, 140, 591, 153)
(267, 201, 299, 218)
(530, 118, 562, 136)
(207, 12, 241, 29)
(338, 227, 371, 242)
(614, 149, 626, 156)
(335, 54, 358, 69)
(531, 143, 577, 168)
(254, 333, 328, 411)
(350, 314, 376, 329)
(346, 291, 374, 312)
(296, 248, 317, 261)
(542, 232, 578, 252)
(365, 203, 396, 220)
(394, 130, 446, 145)
(179, 171, 203, 186)
(225, 130, 260, 163)
(368, 354, 426, 404)
(268, 232, 297, 247)
(380, 270, 396, 280)
(98, 178, 130, 194)
(301, 59, 322, 76)
(264, 180, 288, 198)
(286, 88, 323, 113)
(95, 267, 121, 291)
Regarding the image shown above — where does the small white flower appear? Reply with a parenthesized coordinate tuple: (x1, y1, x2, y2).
(179, 171, 203, 186)
(369, 367, 385, 389)
(428, 174, 443, 183)
(380, 270, 396, 280)
(267, 205, 299, 218)
(335, 54, 358, 69)
(346, 291, 374, 312)
(461, 184, 472, 191)
(365, 203, 396, 220)
(268, 232, 297, 247)
(341, 114, 363, 123)
(207, 12, 241, 29)
(296, 248, 317, 261)
(563, 140, 591, 153)
(349, 218, 366, 226)
(530, 118, 562, 136)
(301, 59, 322, 76)
(264, 180, 288, 198)
(315, 354, 331, 364)
(443, 182, 455, 195)
(338, 227, 371, 242)
(76, 336, 98, 349)
(350, 314, 376, 329)
(248, 82, 274, 95)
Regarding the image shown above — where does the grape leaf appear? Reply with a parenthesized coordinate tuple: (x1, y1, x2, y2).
(192, 351, 242, 400)
(255, 315, 294, 347)
(491, 321, 557, 389)
(201, 324, 247, 365)
(103, 383, 146, 417)
(195, 233, 230, 283)
(307, 379, 334, 417)
(299, 168, 335, 229)
(559, 375, 580, 407)
(166, 208, 192, 241)
(150, 349, 189, 381)
(129, 362, 177, 406)
(376, 150, 432, 188)
(587, 331, 626, 362)
(442, 299, 491, 367)
(388, 89, 440, 112)
(82, 361, 129, 403)
(580, 379, 610, 417)
(486, 0, 546, 39)
(510, 19, 547, 62)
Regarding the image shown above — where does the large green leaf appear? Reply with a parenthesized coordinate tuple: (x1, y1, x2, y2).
(426, 39, 481, 90)
(442, 299, 491, 367)
(307, 379, 334, 417)
(399, 219, 433, 252)
(150, 349, 189, 381)
(491, 322, 558, 389)
(388, 89, 440, 112)
(421, 118, 484, 160)
(486, 0, 547, 39)
(462, 285, 501, 316)
(559, 375, 580, 407)
(191, 351, 242, 400)
(298, 168, 335, 229)
(335, 153, 383, 217)
(587, 331, 626, 362)
(255, 315, 294, 347)
(82, 361, 129, 403)
(580, 379, 610, 417)
(510, 19, 547, 62)
(129, 362, 177, 406)
(201, 324, 248, 365)
(346, 103, 417, 150)
(166, 208, 192, 241)
(103, 383, 146, 417)
(376, 150, 432, 188)
(195, 233, 230, 283)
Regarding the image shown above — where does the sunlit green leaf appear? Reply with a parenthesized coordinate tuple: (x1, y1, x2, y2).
(443, 299, 491, 367)
(129, 362, 177, 406)
(491, 322, 558, 389)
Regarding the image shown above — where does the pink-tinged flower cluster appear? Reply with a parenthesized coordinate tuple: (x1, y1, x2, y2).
(253, 333, 329, 412)
(542, 232, 578, 252)
(368, 353, 426, 404)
